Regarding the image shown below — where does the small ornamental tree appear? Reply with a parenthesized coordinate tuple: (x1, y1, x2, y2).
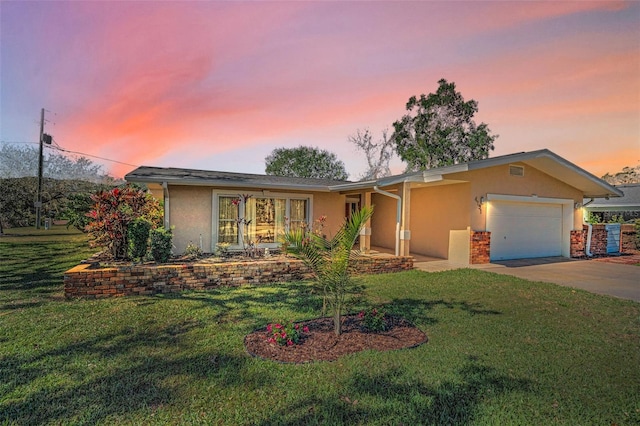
(282, 206, 374, 336)
(86, 184, 162, 260)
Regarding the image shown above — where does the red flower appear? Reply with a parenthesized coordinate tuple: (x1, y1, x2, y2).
(287, 340, 293, 346)
(266, 324, 272, 332)
(358, 311, 365, 319)
(303, 326, 310, 333)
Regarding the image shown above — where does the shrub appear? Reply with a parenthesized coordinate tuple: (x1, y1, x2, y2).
(183, 241, 203, 260)
(266, 320, 309, 346)
(214, 242, 230, 257)
(358, 308, 387, 332)
(127, 218, 152, 261)
(150, 227, 173, 263)
(86, 184, 162, 260)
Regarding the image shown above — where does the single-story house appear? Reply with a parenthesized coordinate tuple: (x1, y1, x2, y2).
(584, 183, 640, 223)
(125, 149, 621, 264)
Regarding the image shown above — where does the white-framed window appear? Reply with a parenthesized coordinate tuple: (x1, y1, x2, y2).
(213, 191, 312, 249)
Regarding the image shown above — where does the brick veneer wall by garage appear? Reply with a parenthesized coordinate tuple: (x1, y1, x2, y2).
(64, 256, 414, 299)
(572, 224, 637, 257)
(470, 231, 491, 264)
(621, 224, 638, 252)
(570, 230, 585, 258)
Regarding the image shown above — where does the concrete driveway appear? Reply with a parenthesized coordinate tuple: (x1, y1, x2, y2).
(416, 256, 640, 302)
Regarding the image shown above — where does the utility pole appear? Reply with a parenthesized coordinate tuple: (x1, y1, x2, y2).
(35, 108, 52, 229)
(35, 108, 45, 229)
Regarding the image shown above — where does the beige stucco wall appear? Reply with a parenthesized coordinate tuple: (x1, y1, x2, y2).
(166, 186, 344, 254)
(449, 163, 584, 231)
(409, 183, 471, 258)
(312, 192, 347, 235)
(168, 185, 213, 254)
(370, 190, 399, 250)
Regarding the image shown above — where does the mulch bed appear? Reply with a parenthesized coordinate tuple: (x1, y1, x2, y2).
(244, 314, 428, 363)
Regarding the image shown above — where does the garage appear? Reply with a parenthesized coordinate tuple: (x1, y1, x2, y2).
(487, 200, 564, 261)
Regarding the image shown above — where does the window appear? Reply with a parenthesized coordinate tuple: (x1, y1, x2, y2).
(215, 193, 310, 246)
(218, 196, 239, 244)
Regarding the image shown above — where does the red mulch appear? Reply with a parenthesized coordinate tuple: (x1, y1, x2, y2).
(244, 314, 428, 363)
(592, 252, 640, 265)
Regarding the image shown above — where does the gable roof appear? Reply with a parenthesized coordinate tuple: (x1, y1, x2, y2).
(330, 149, 622, 199)
(125, 149, 622, 199)
(584, 184, 640, 210)
(125, 166, 349, 192)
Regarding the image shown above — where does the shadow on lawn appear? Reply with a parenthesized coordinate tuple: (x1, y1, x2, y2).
(255, 357, 531, 425)
(384, 298, 501, 326)
(0, 319, 258, 425)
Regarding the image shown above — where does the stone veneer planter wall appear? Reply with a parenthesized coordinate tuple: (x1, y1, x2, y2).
(64, 256, 414, 299)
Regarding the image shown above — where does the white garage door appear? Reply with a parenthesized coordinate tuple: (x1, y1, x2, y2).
(487, 201, 563, 261)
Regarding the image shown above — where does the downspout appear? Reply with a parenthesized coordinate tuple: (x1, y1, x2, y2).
(373, 186, 401, 256)
(583, 198, 594, 257)
(585, 223, 593, 257)
(162, 182, 170, 230)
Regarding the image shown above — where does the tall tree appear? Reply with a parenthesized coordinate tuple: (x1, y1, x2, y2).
(601, 164, 640, 185)
(391, 79, 497, 171)
(0, 144, 114, 183)
(349, 128, 394, 180)
(265, 146, 349, 180)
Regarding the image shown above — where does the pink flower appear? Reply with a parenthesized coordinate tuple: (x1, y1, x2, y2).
(303, 326, 310, 333)
(267, 337, 276, 344)
(281, 333, 287, 339)
(295, 324, 300, 330)
(274, 323, 282, 329)
(266, 324, 272, 332)
(287, 340, 293, 346)
(358, 311, 365, 319)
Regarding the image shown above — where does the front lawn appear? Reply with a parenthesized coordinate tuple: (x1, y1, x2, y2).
(1, 227, 639, 425)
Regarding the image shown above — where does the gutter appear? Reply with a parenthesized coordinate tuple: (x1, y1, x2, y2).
(373, 186, 401, 256)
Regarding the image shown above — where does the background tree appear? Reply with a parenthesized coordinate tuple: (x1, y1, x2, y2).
(349, 128, 394, 180)
(265, 146, 349, 180)
(601, 164, 640, 185)
(0, 144, 121, 232)
(391, 79, 497, 171)
(0, 177, 107, 234)
(0, 144, 114, 182)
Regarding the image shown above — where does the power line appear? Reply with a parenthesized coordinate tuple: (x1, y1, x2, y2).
(1, 139, 140, 168)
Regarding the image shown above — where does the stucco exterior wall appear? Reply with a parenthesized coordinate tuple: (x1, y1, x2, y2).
(167, 186, 344, 254)
(446, 163, 584, 231)
(410, 183, 471, 258)
(370, 191, 398, 250)
(168, 185, 213, 254)
(312, 192, 347, 235)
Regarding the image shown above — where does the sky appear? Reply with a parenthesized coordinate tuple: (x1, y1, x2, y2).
(1, 0, 638, 180)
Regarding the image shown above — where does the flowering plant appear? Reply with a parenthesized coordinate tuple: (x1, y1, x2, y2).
(266, 320, 310, 346)
(358, 308, 387, 332)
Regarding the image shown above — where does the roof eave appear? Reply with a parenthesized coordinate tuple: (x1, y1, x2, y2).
(126, 175, 333, 192)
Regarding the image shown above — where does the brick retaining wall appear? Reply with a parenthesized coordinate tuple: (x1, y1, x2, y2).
(64, 256, 414, 299)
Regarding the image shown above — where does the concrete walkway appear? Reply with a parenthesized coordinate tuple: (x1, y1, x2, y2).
(415, 256, 640, 303)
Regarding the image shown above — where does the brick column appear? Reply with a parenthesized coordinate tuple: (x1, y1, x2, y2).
(570, 229, 585, 258)
(470, 231, 491, 264)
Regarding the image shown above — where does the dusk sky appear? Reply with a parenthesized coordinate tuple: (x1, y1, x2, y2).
(1, 1, 638, 180)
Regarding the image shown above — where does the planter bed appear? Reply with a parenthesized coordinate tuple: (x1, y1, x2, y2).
(64, 255, 414, 299)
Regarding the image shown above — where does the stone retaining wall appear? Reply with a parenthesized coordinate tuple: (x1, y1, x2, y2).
(64, 256, 414, 299)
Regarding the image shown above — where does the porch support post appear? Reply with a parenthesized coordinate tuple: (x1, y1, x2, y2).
(360, 191, 372, 253)
(400, 182, 411, 256)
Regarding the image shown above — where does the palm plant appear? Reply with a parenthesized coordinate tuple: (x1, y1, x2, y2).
(282, 206, 374, 336)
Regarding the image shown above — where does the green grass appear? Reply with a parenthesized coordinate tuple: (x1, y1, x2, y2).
(1, 227, 639, 425)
